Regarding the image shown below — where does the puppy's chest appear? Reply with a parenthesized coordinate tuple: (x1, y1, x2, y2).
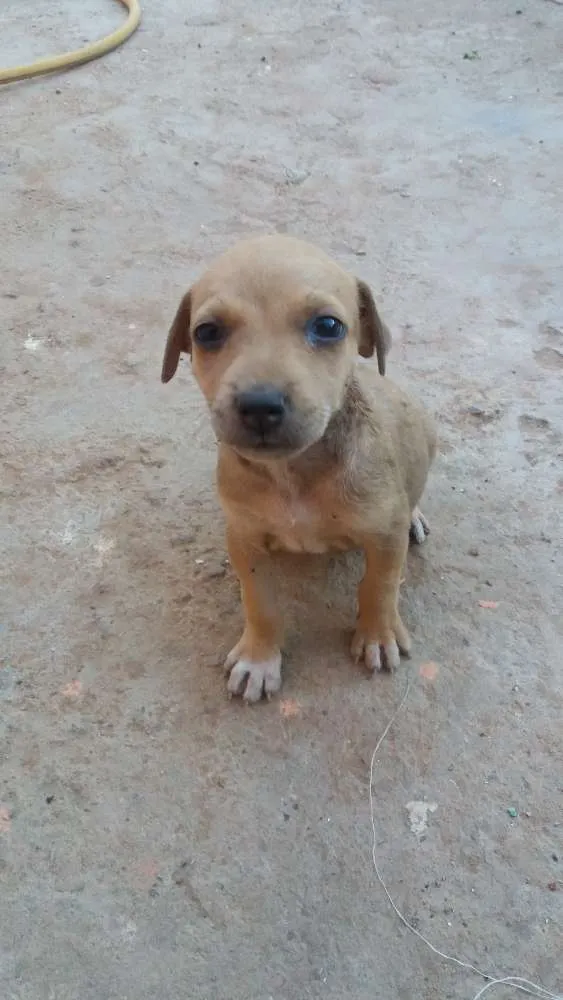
(255, 481, 356, 554)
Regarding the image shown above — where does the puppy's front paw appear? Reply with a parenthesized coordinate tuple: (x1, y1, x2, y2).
(351, 617, 411, 673)
(225, 639, 282, 702)
(409, 507, 430, 545)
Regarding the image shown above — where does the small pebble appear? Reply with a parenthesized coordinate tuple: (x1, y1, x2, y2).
(203, 564, 226, 580)
(468, 546, 479, 557)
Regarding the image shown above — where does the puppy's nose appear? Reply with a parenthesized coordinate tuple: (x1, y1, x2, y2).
(235, 386, 287, 434)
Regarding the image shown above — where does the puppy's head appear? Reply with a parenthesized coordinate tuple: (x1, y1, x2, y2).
(162, 235, 391, 459)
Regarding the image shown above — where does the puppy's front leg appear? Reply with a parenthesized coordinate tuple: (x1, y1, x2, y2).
(225, 529, 283, 702)
(352, 532, 411, 672)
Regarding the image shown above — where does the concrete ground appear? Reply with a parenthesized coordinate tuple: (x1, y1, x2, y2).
(1, 1, 562, 998)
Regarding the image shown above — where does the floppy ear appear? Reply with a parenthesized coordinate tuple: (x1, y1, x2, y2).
(161, 292, 192, 383)
(356, 279, 392, 375)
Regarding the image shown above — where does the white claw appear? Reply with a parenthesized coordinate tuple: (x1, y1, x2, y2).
(351, 633, 402, 673)
(410, 507, 430, 545)
(383, 640, 401, 671)
(225, 647, 282, 702)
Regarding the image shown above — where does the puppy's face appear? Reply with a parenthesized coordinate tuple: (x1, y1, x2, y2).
(162, 236, 390, 459)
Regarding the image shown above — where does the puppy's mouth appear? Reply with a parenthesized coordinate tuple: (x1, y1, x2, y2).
(210, 385, 333, 459)
(215, 424, 308, 459)
(236, 440, 301, 460)
(245, 437, 288, 451)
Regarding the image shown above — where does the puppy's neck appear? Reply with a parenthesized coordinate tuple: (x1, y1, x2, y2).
(322, 375, 371, 462)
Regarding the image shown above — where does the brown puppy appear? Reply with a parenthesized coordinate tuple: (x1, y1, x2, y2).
(162, 235, 436, 701)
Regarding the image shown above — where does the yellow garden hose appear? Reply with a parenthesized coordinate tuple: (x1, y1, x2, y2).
(0, 0, 141, 85)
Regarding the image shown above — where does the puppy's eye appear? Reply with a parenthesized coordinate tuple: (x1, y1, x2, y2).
(306, 315, 347, 345)
(193, 322, 226, 350)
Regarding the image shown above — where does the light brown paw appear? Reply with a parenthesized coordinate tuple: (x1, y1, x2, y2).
(225, 641, 282, 702)
(351, 619, 411, 673)
(409, 507, 430, 545)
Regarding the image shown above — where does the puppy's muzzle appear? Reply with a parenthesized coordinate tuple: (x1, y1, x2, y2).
(235, 385, 288, 437)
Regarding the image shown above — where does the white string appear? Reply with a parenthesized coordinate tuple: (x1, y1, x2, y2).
(369, 672, 563, 1000)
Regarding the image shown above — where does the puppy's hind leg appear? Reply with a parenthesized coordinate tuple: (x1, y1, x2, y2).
(409, 506, 430, 546)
